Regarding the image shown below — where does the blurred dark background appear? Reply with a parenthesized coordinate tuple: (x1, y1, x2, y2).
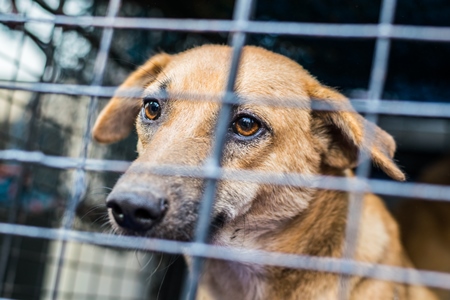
(0, 0, 449, 299)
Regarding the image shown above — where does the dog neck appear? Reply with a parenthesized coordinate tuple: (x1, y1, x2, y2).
(199, 169, 350, 299)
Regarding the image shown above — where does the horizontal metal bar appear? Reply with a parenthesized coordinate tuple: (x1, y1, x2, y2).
(1, 81, 450, 118)
(0, 222, 449, 290)
(0, 3, 448, 297)
(0, 81, 119, 97)
(0, 150, 130, 172)
(349, 99, 450, 118)
(1, 149, 450, 201)
(1, 14, 450, 42)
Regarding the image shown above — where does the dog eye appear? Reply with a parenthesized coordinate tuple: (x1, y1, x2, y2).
(143, 100, 161, 121)
(232, 116, 261, 137)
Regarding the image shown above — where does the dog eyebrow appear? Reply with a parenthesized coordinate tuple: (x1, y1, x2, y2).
(158, 79, 170, 91)
(144, 79, 171, 99)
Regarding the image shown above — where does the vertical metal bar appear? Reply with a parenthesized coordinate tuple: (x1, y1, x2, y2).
(0, 31, 27, 298)
(338, 0, 397, 298)
(2, 37, 26, 149)
(179, 0, 255, 299)
(6, 5, 66, 298)
(50, 1, 122, 299)
(2, 20, 62, 300)
(0, 3, 51, 297)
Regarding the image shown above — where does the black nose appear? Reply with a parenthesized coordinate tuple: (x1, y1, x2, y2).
(106, 192, 168, 232)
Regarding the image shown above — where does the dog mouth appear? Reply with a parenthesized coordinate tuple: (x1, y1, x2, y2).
(106, 194, 198, 241)
(108, 207, 228, 243)
(105, 178, 230, 242)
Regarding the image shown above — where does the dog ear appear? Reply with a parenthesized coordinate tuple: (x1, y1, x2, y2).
(309, 83, 405, 181)
(92, 53, 172, 144)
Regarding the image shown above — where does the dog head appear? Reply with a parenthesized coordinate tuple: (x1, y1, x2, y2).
(93, 45, 404, 242)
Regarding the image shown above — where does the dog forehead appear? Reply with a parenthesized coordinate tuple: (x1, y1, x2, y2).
(154, 45, 312, 98)
(161, 46, 231, 93)
(142, 45, 312, 132)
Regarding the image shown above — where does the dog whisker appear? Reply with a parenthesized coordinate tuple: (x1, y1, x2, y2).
(79, 205, 106, 221)
(147, 254, 164, 280)
(135, 251, 154, 271)
(156, 261, 171, 300)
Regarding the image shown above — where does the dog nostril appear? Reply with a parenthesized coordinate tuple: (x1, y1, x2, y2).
(133, 198, 168, 222)
(134, 208, 157, 221)
(160, 198, 169, 212)
(106, 195, 168, 231)
(108, 202, 124, 222)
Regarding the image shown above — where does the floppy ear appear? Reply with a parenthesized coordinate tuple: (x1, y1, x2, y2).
(309, 83, 405, 181)
(92, 53, 172, 144)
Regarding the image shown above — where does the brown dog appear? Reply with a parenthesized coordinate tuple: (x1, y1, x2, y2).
(93, 45, 436, 299)
(396, 156, 450, 299)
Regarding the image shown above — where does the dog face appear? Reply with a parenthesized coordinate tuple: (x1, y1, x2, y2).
(93, 45, 404, 243)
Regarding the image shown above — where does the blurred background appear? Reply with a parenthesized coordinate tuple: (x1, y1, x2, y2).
(0, 0, 449, 299)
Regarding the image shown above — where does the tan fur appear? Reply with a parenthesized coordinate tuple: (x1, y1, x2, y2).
(93, 53, 172, 143)
(396, 156, 450, 299)
(93, 45, 436, 299)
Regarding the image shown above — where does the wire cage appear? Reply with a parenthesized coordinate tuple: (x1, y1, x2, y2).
(0, 0, 450, 299)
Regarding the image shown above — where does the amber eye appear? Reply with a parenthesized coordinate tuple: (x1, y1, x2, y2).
(143, 100, 161, 121)
(232, 116, 261, 137)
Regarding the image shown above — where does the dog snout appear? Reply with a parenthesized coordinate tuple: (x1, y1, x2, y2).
(106, 192, 168, 232)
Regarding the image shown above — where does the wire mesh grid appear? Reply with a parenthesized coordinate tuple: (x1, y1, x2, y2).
(0, 0, 450, 299)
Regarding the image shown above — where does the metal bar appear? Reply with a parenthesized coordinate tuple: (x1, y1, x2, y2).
(1, 14, 450, 41)
(0, 1, 53, 295)
(0, 1, 449, 298)
(1, 7, 60, 296)
(344, 0, 397, 259)
(50, 0, 122, 299)
(1, 223, 450, 291)
(0, 150, 131, 171)
(180, 0, 255, 298)
(3, 150, 450, 202)
(1, 81, 450, 118)
(0, 25, 28, 298)
(339, 0, 397, 298)
(0, 51, 42, 79)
